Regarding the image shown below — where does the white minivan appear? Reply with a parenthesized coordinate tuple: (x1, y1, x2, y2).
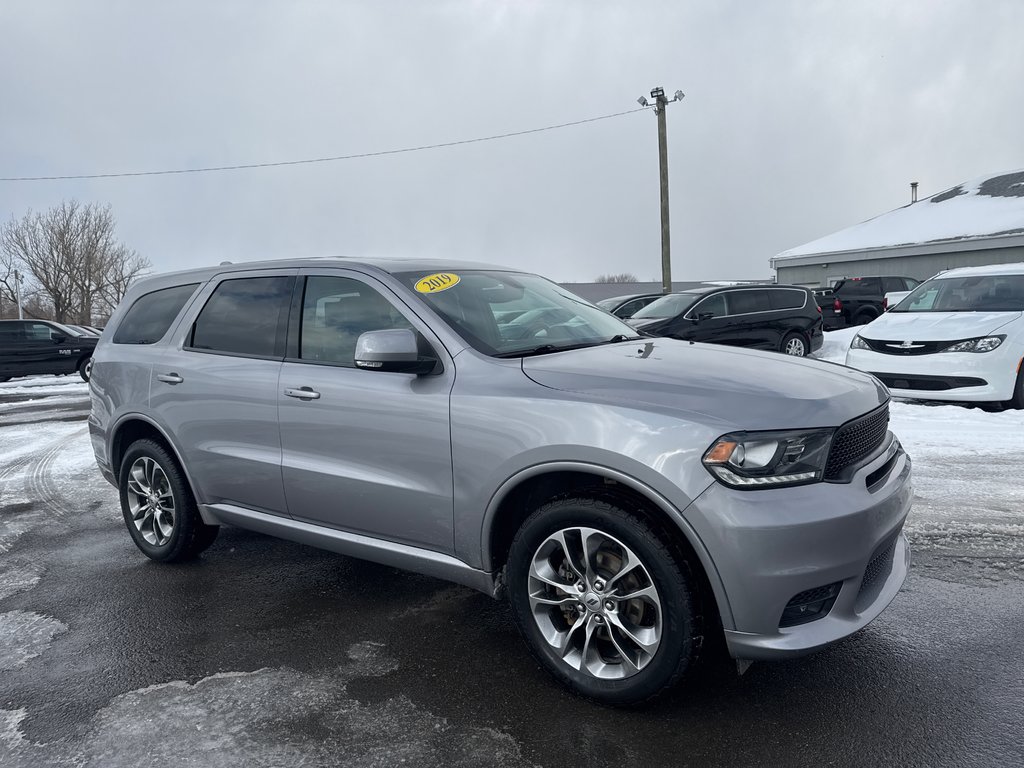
(846, 263, 1024, 408)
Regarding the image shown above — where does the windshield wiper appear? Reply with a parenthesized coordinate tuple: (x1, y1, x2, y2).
(495, 335, 644, 359)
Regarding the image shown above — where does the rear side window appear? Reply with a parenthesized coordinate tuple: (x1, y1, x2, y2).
(0, 323, 25, 343)
(767, 289, 807, 310)
(882, 277, 904, 293)
(190, 276, 293, 358)
(727, 289, 771, 314)
(113, 284, 200, 345)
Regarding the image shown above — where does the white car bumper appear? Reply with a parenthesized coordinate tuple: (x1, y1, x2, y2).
(845, 344, 1023, 402)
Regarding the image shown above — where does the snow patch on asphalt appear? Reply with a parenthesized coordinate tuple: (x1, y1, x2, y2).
(0, 611, 67, 670)
(0, 559, 44, 600)
(0, 642, 532, 768)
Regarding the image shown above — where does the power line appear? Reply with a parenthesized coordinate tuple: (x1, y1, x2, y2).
(1, 107, 649, 182)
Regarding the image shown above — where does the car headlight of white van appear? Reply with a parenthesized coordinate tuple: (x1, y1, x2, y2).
(702, 429, 833, 489)
(940, 335, 1005, 353)
(850, 335, 870, 350)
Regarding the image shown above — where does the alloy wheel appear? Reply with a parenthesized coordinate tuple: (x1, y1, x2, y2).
(527, 526, 663, 680)
(125, 457, 176, 546)
(785, 337, 806, 356)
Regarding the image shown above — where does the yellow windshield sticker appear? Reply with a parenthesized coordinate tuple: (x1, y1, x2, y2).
(415, 272, 460, 293)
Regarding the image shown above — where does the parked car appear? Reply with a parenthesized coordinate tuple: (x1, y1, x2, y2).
(90, 259, 911, 705)
(0, 319, 98, 382)
(627, 284, 823, 357)
(847, 263, 1024, 408)
(826, 276, 921, 328)
(596, 293, 663, 319)
(66, 324, 101, 336)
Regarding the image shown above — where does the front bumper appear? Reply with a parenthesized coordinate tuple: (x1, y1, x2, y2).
(685, 434, 912, 660)
(845, 346, 1020, 402)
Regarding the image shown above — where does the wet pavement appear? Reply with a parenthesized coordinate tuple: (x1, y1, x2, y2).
(1, 377, 1022, 767)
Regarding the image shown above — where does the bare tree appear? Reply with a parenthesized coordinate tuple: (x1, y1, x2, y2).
(0, 201, 149, 324)
(594, 272, 640, 284)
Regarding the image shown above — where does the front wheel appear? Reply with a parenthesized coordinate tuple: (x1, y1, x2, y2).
(1004, 368, 1024, 410)
(118, 439, 219, 562)
(781, 332, 807, 356)
(78, 357, 92, 382)
(506, 497, 702, 705)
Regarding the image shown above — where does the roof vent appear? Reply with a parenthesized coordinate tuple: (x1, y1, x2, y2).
(910, 182, 918, 203)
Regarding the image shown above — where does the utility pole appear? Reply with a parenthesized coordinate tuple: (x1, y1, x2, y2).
(637, 87, 684, 294)
(14, 269, 24, 319)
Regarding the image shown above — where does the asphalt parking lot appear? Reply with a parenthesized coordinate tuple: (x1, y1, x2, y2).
(1, 377, 1022, 767)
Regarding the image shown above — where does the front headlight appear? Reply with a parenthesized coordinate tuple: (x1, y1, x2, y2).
(850, 334, 870, 350)
(702, 429, 833, 489)
(940, 335, 1005, 353)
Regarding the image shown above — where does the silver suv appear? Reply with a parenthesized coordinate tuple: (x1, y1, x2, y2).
(89, 259, 912, 704)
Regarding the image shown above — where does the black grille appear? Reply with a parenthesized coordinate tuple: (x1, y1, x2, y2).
(862, 338, 946, 355)
(825, 404, 889, 480)
(779, 581, 842, 628)
(870, 372, 987, 391)
(858, 532, 899, 600)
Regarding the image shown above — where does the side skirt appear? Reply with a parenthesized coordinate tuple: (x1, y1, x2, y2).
(202, 503, 499, 597)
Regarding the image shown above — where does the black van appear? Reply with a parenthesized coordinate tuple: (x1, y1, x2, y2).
(627, 284, 823, 356)
(0, 320, 98, 382)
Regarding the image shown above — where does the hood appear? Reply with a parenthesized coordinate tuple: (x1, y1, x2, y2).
(522, 339, 887, 431)
(863, 311, 1021, 341)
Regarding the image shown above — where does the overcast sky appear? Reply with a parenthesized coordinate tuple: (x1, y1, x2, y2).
(1, 0, 1021, 282)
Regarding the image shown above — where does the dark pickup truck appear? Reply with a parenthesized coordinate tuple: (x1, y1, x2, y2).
(814, 276, 920, 329)
(0, 319, 98, 382)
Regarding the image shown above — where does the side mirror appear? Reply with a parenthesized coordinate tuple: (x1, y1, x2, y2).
(354, 329, 438, 375)
(690, 312, 714, 325)
(51, 334, 67, 343)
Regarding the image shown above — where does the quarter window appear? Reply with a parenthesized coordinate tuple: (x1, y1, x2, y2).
(190, 276, 293, 358)
(113, 283, 200, 345)
(767, 289, 806, 310)
(299, 276, 412, 366)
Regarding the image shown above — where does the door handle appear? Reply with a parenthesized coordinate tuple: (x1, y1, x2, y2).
(156, 372, 184, 384)
(283, 386, 321, 400)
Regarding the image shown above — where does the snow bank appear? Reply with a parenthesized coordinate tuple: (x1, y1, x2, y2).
(812, 327, 858, 364)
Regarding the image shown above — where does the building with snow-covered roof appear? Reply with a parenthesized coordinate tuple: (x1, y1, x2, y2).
(770, 169, 1024, 288)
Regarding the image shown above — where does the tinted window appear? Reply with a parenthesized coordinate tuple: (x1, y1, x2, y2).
(727, 289, 771, 314)
(190, 276, 292, 357)
(689, 293, 727, 318)
(835, 278, 878, 296)
(882, 277, 904, 293)
(113, 283, 200, 345)
(25, 322, 58, 341)
(767, 289, 807, 310)
(0, 323, 25, 343)
(299, 276, 411, 366)
(904, 278, 920, 289)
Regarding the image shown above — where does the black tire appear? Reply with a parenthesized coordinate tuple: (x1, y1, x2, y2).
(780, 332, 808, 357)
(78, 357, 92, 382)
(0, 376, 10, 382)
(118, 439, 219, 562)
(506, 496, 702, 706)
(853, 310, 877, 326)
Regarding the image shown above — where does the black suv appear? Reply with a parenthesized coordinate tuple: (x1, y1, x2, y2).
(627, 284, 823, 356)
(822, 276, 920, 328)
(0, 320, 98, 382)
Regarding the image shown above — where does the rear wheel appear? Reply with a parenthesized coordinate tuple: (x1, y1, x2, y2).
(506, 496, 702, 705)
(118, 439, 219, 562)
(853, 310, 876, 326)
(781, 332, 807, 357)
(78, 357, 92, 382)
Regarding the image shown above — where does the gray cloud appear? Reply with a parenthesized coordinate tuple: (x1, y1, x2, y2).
(1, 0, 1021, 282)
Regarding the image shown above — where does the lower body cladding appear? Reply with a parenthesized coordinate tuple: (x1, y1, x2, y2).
(687, 434, 912, 660)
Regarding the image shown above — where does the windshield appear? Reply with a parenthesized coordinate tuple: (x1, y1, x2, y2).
(396, 270, 638, 357)
(630, 293, 698, 320)
(891, 274, 1024, 313)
